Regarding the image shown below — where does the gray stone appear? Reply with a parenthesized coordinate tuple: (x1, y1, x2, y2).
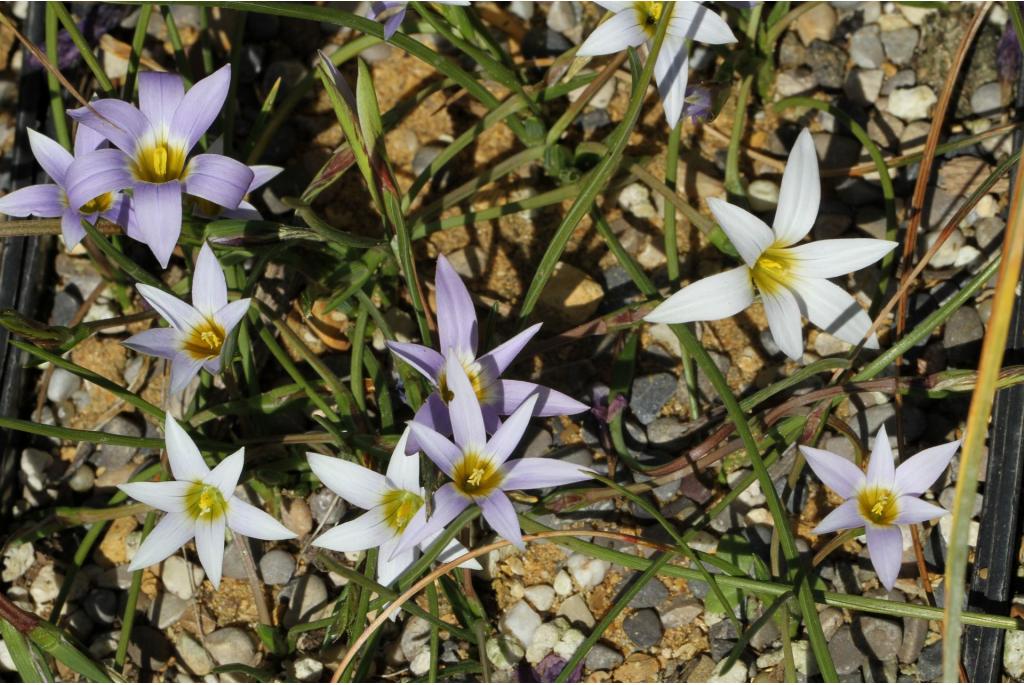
(412, 145, 443, 178)
(68, 465, 95, 493)
(919, 640, 943, 681)
(47, 368, 82, 404)
(222, 541, 248, 580)
(259, 549, 295, 585)
(308, 488, 345, 525)
(65, 609, 94, 640)
(623, 608, 662, 648)
(145, 592, 187, 629)
(775, 69, 818, 98)
(92, 415, 142, 469)
(975, 217, 1005, 250)
(943, 306, 984, 364)
(852, 402, 925, 443)
(546, 1, 580, 35)
(557, 593, 595, 629)
(881, 27, 918, 66)
(174, 632, 214, 677)
(83, 589, 117, 624)
(283, 574, 328, 627)
(621, 576, 668, 609)
(709, 619, 738, 661)
(206, 627, 256, 666)
(850, 25, 885, 69)
(515, 427, 554, 460)
(898, 616, 927, 664)
(970, 82, 1003, 117)
(127, 626, 172, 671)
(585, 643, 624, 671)
(828, 625, 865, 676)
(658, 596, 702, 629)
(161, 556, 204, 600)
(778, 32, 806, 69)
(856, 615, 902, 662)
(645, 417, 687, 449)
(401, 615, 431, 661)
(20, 448, 52, 491)
(807, 40, 846, 89)
(844, 69, 884, 106)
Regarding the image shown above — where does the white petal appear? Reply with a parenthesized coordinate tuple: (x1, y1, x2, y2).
(791, 277, 878, 349)
(866, 426, 895, 487)
(195, 516, 226, 589)
(894, 496, 948, 525)
(226, 497, 296, 540)
(169, 354, 206, 395)
(118, 480, 190, 513)
(377, 536, 414, 587)
(670, 2, 737, 44)
(191, 243, 228, 317)
(799, 445, 864, 500)
(894, 440, 960, 497)
(385, 428, 419, 493)
(707, 197, 774, 267)
(866, 526, 902, 591)
(787, 239, 898, 279)
(137, 284, 204, 333)
(644, 266, 754, 324)
(312, 508, 391, 552)
(812, 499, 864, 535)
(307, 452, 387, 510)
(761, 286, 804, 361)
(772, 129, 820, 247)
(206, 448, 244, 500)
(652, 37, 689, 128)
(578, 9, 646, 56)
(128, 512, 195, 571)
(445, 355, 487, 450)
(164, 415, 209, 482)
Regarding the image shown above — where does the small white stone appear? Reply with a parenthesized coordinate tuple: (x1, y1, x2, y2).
(500, 600, 542, 649)
(20, 448, 53, 491)
(47, 367, 82, 404)
(975, 194, 998, 219)
(486, 636, 524, 671)
(409, 651, 431, 677)
(887, 86, 937, 121)
(746, 180, 779, 212)
(709, 658, 749, 682)
(161, 556, 206, 600)
(566, 554, 608, 589)
(2, 542, 34, 583)
(940, 516, 978, 547)
(524, 584, 556, 612)
(1004, 629, 1024, 679)
(553, 569, 573, 596)
(618, 183, 657, 219)
(525, 622, 562, 664)
(30, 565, 61, 606)
(554, 628, 586, 660)
(0, 640, 16, 672)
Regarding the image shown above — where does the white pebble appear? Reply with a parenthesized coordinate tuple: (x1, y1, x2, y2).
(553, 569, 573, 596)
(499, 600, 542, 649)
(524, 585, 556, 612)
(566, 554, 608, 589)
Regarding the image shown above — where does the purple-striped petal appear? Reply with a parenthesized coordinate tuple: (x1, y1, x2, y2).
(866, 426, 895, 487)
(480, 404, 502, 435)
(382, 8, 405, 39)
(248, 164, 282, 192)
(485, 394, 538, 466)
(894, 440, 960, 497)
(501, 457, 591, 490)
(494, 380, 589, 417)
(68, 99, 150, 156)
(435, 254, 477, 357)
(164, 415, 209, 481)
(213, 299, 251, 336)
(408, 421, 461, 478)
(138, 71, 185, 134)
(182, 154, 253, 210)
(65, 149, 132, 212)
(653, 36, 689, 129)
(122, 327, 181, 360)
(192, 243, 227, 317)
(27, 128, 73, 186)
(405, 393, 452, 453)
(811, 498, 864, 535)
(577, 7, 646, 56)
(61, 209, 86, 248)
(893, 496, 948, 526)
(169, 64, 231, 153)
(478, 491, 523, 549)
(133, 180, 183, 268)
(387, 341, 444, 382)
(799, 445, 864, 500)
(392, 482, 468, 558)
(219, 202, 262, 221)
(203, 357, 222, 375)
(445, 356, 486, 450)
(0, 184, 64, 218)
(136, 284, 204, 332)
(865, 525, 903, 590)
(72, 123, 108, 157)
(169, 353, 205, 395)
(477, 323, 540, 377)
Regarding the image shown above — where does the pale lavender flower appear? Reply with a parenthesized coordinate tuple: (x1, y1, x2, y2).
(998, 22, 1021, 86)
(0, 128, 130, 248)
(122, 243, 251, 395)
(65, 65, 254, 267)
(393, 357, 593, 555)
(386, 255, 588, 452)
(118, 415, 295, 588)
(577, 2, 736, 128)
(800, 426, 960, 590)
(306, 427, 480, 589)
(368, 1, 470, 40)
(682, 84, 713, 124)
(190, 139, 283, 221)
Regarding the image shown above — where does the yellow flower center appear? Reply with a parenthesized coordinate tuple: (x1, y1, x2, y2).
(857, 485, 899, 527)
(131, 141, 188, 184)
(79, 191, 113, 215)
(182, 318, 226, 360)
(437, 359, 492, 405)
(751, 247, 795, 295)
(452, 451, 503, 499)
(634, 2, 668, 37)
(380, 488, 424, 534)
(185, 481, 228, 521)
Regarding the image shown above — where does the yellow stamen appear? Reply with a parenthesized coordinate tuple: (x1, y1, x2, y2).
(182, 318, 226, 360)
(634, 2, 668, 37)
(131, 141, 188, 184)
(857, 485, 899, 527)
(452, 451, 503, 499)
(751, 247, 796, 295)
(380, 489, 424, 534)
(79, 192, 113, 215)
(437, 358, 492, 405)
(185, 481, 228, 521)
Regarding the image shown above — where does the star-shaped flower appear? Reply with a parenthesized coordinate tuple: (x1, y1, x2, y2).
(578, 2, 737, 128)
(645, 128, 898, 359)
(118, 415, 295, 588)
(122, 243, 251, 394)
(800, 426, 959, 590)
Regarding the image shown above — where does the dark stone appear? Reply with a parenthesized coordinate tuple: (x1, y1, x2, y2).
(807, 40, 847, 89)
(621, 575, 669, 609)
(629, 373, 677, 425)
(127, 626, 172, 672)
(623, 608, 663, 648)
(828, 625, 866, 676)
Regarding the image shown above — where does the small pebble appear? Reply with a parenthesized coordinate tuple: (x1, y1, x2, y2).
(47, 367, 82, 404)
(205, 627, 256, 666)
(584, 643, 624, 671)
(623, 608, 663, 648)
(524, 584, 556, 612)
(566, 554, 608, 589)
(290, 657, 324, 682)
(259, 549, 296, 585)
(161, 556, 205, 600)
(83, 588, 118, 624)
(500, 600, 542, 649)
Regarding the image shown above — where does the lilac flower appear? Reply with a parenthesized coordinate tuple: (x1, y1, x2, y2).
(577, 2, 737, 128)
(682, 84, 713, 124)
(118, 415, 295, 588)
(0, 128, 129, 249)
(368, 1, 470, 40)
(800, 426, 960, 590)
(386, 255, 588, 451)
(122, 243, 251, 395)
(189, 139, 282, 221)
(393, 357, 593, 555)
(65, 65, 254, 267)
(306, 427, 480, 588)
(998, 22, 1021, 86)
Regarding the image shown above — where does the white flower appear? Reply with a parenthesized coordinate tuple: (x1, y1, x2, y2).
(306, 427, 481, 589)
(118, 415, 296, 588)
(645, 128, 898, 359)
(577, 1, 737, 128)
